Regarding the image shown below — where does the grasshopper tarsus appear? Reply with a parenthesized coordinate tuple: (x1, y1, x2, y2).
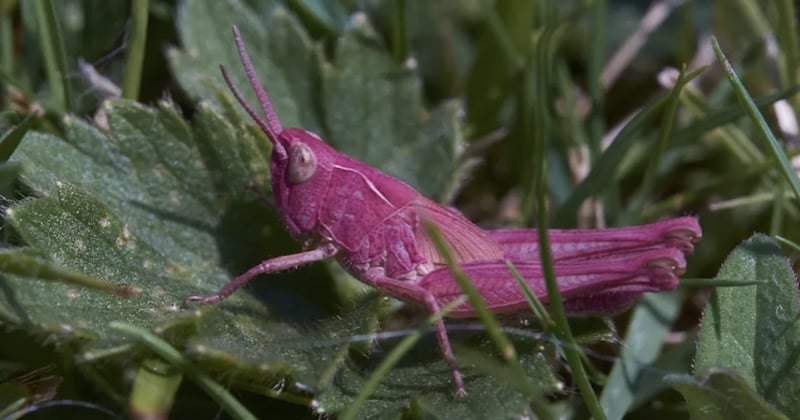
(183, 294, 221, 306)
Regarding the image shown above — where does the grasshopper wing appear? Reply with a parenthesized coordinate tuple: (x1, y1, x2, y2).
(413, 199, 504, 265)
(488, 216, 701, 262)
(417, 247, 686, 318)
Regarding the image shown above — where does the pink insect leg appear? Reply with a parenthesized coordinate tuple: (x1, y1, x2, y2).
(361, 268, 467, 399)
(185, 243, 338, 305)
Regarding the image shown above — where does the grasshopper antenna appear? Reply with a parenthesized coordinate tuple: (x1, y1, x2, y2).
(230, 25, 282, 133)
(220, 26, 284, 152)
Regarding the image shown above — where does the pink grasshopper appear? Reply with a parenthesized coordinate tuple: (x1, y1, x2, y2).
(186, 26, 702, 398)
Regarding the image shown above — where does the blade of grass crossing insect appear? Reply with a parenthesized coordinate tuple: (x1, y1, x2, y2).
(505, 260, 552, 329)
(520, 14, 562, 225)
(109, 322, 258, 420)
(533, 89, 609, 419)
(528, 24, 606, 420)
(422, 221, 553, 420)
(339, 296, 466, 420)
(712, 37, 800, 203)
(508, 259, 609, 386)
(122, 0, 149, 99)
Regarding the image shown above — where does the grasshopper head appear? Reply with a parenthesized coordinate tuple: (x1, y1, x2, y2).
(269, 128, 338, 238)
(221, 26, 335, 239)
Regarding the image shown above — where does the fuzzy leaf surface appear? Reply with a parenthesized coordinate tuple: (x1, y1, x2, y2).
(1, 101, 375, 391)
(695, 235, 800, 418)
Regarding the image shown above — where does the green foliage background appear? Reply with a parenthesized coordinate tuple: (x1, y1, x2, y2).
(1, 0, 800, 419)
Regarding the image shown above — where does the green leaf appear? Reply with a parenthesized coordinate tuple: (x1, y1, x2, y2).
(321, 15, 464, 198)
(287, 0, 349, 35)
(668, 369, 788, 420)
(0, 100, 373, 402)
(2, 6, 553, 417)
(318, 336, 560, 418)
(169, 0, 465, 200)
(696, 234, 800, 418)
(170, 0, 323, 134)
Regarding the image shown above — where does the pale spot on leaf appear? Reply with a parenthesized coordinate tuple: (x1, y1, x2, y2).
(152, 164, 165, 178)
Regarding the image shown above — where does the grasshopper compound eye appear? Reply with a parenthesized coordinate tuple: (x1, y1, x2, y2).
(288, 142, 317, 183)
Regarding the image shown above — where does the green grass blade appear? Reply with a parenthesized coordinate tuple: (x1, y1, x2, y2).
(122, 0, 150, 99)
(422, 221, 553, 420)
(679, 278, 761, 288)
(774, 235, 800, 253)
(0, 115, 34, 162)
(339, 296, 466, 420)
(0, 9, 12, 110)
(0, 249, 139, 297)
(586, 0, 606, 157)
(389, 0, 408, 62)
(110, 322, 258, 420)
(33, 0, 72, 112)
(670, 86, 800, 147)
(555, 67, 704, 227)
(776, 0, 799, 108)
(527, 22, 605, 420)
(129, 358, 183, 418)
(712, 37, 800, 204)
(618, 66, 702, 224)
(505, 260, 552, 328)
